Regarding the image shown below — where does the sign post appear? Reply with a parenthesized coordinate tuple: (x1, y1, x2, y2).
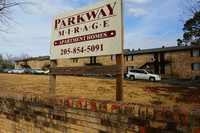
(49, 60, 56, 94)
(49, 0, 124, 101)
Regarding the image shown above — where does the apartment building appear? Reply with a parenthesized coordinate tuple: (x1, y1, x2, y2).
(124, 46, 200, 79)
(15, 56, 50, 70)
(15, 46, 200, 79)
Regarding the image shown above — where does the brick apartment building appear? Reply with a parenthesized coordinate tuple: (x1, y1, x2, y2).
(15, 46, 200, 79)
(15, 56, 50, 70)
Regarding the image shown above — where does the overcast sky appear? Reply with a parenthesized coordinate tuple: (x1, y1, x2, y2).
(0, 0, 185, 58)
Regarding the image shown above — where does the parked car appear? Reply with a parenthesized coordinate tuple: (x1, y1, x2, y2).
(34, 69, 44, 74)
(24, 68, 34, 74)
(44, 70, 49, 75)
(7, 69, 14, 73)
(3, 68, 13, 73)
(13, 68, 24, 74)
(29, 69, 37, 74)
(126, 69, 161, 82)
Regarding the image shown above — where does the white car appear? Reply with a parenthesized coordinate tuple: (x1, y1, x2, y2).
(34, 69, 44, 74)
(126, 69, 161, 82)
(44, 70, 49, 75)
(13, 68, 24, 74)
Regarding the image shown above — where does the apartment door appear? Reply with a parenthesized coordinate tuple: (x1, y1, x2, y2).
(160, 64, 165, 74)
(160, 52, 164, 62)
(155, 65, 159, 74)
(90, 57, 96, 64)
(154, 53, 158, 62)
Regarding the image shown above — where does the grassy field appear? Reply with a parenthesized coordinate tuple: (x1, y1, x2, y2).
(0, 73, 199, 109)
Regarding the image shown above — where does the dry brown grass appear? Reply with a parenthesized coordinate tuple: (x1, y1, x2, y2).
(0, 73, 199, 109)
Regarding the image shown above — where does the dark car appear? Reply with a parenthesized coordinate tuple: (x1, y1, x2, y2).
(24, 69, 37, 74)
(3, 68, 13, 73)
(24, 69, 32, 74)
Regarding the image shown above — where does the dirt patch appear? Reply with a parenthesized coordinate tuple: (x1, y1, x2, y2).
(144, 86, 200, 106)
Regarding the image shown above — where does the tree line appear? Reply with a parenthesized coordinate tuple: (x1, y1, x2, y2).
(0, 53, 30, 72)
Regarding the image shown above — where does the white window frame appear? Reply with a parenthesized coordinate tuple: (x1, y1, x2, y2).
(73, 58, 78, 63)
(166, 64, 171, 69)
(111, 55, 116, 60)
(192, 50, 200, 57)
(165, 52, 171, 57)
(192, 63, 200, 70)
(127, 55, 133, 61)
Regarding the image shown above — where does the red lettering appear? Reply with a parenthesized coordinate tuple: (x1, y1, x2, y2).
(74, 27, 79, 33)
(68, 29, 71, 35)
(77, 14, 85, 23)
(97, 9, 107, 18)
(58, 30, 64, 36)
(86, 10, 99, 20)
(55, 19, 61, 29)
(92, 22, 98, 29)
(83, 25, 88, 32)
(60, 20, 66, 28)
(103, 20, 109, 27)
(68, 17, 75, 25)
(106, 2, 116, 15)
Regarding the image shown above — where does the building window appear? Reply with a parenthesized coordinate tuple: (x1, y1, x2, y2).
(65, 59, 67, 62)
(40, 61, 42, 64)
(111, 55, 116, 60)
(127, 66, 133, 71)
(192, 63, 200, 70)
(73, 58, 78, 63)
(34, 60, 36, 63)
(149, 54, 153, 58)
(97, 56, 100, 60)
(166, 52, 171, 56)
(191, 50, 200, 57)
(166, 64, 171, 69)
(147, 65, 153, 69)
(65, 65, 67, 67)
(16, 62, 19, 65)
(127, 55, 133, 61)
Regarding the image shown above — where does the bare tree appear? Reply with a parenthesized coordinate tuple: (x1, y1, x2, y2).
(3, 53, 15, 66)
(16, 53, 30, 60)
(2, 52, 30, 67)
(0, 0, 32, 34)
(179, 0, 200, 22)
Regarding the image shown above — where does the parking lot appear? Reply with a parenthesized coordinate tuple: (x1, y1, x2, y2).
(160, 79, 200, 87)
(85, 75, 200, 87)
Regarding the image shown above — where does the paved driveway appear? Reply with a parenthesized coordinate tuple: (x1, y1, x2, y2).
(160, 79, 200, 87)
(76, 75, 200, 87)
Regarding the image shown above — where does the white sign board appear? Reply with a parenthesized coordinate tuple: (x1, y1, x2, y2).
(50, 0, 122, 60)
